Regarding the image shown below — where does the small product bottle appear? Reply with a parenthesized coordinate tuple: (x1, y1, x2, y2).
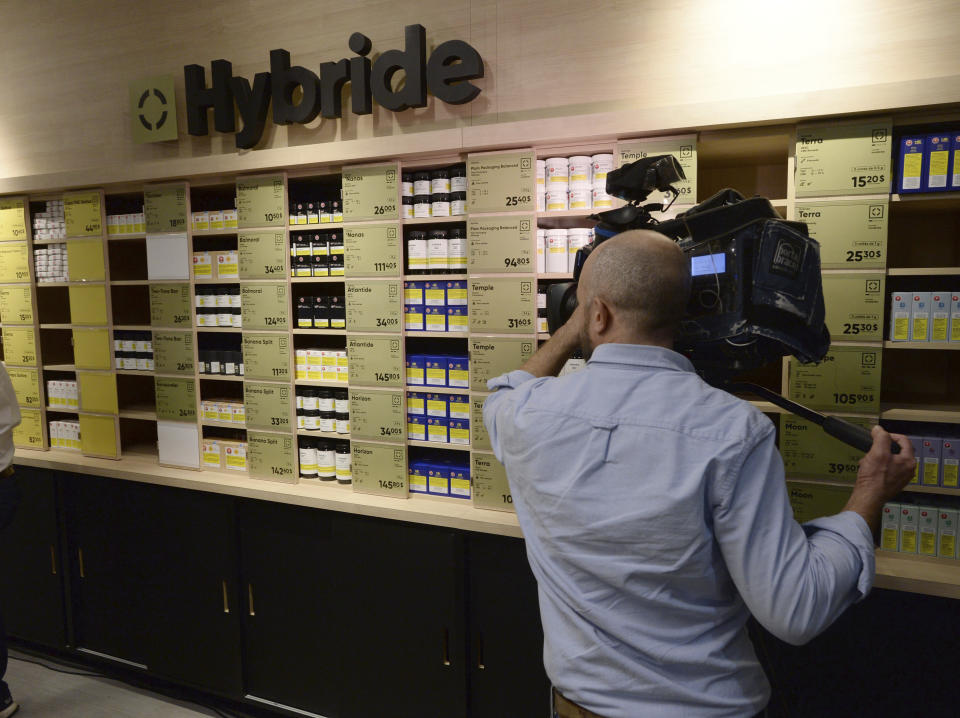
(313, 296, 330, 329)
(335, 442, 352, 484)
(431, 168, 451, 194)
(307, 202, 319, 224)
(329, 296, 346, 329)
(224, 351, 236, 376)
(448, 228, 467, 272)
(236, 349, 245, 376)
(413, 194, 432, 219)
(319, 201, 331, 224)
(401, 173, 414, 198)
(296, 393, 305, 429)
(302, 388, 319, 430)
(217, 288, 232, 327)
(210, 351, 222, 375)
(334, 388, 349, 416)
(450, 191, 466, 216)
(336, 410, 350, 434)
(328, 232, 344, 276)
(450, 164, 467, 193)
(317, 441, 337, 481)
(407, 230, 428, 273)
(401, 195, 415, 220)
(199, 350, 211, 374)
(229, 287, 242, 328)
(331, 200, 342, 223)
(299, 438, 318, 479)
(311, 233, 329, 276)
(413, 171, 431, 197)
(427, 229, 449, 273)
(319, 408, 336, 434)
(431, 193, 450, 218)
(297, 296, 314, 328)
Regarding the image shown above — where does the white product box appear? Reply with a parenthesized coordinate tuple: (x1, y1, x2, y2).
(917, 506, 939, 556)
(937, 508, 957, 559)
(192, 211, 210, 231)
(910, 292, 931, 341)
(898, 505, 918, 553)
(889, 292, 910, 341)
(880, 503, 900, 551)
(920, 437, 942, 487)
(931, 291, 950, 341)
(942, 438, 959, 489)
(202, 440, 222, 469)
(951, 292, 960, 342)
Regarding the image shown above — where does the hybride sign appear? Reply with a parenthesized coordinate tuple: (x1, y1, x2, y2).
(185, 24, 483, 149)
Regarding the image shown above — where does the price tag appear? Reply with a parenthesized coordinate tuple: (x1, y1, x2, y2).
(12, 409, 43, 449)
(155, 377, 197, 421)
(73, 328, 112, 369)
(468, 215, 535, 273)
(1, 327, 36, 365)
(7, 368, 41, 407)
(0, 197, 27, 241)
(346, 280, 402, 332)
(0, 286, 34, 325)
(242, 333, 290, 381)
(467, 151, 535, 214)
(788, 345, 881, 413)
(786, 481, 853, 523)
(351, 442, 408, 497)
(795, 200, 888, 269)
(347, 334, 403, 387)
(471, 452, 514, 512)
(469, 337, 536, 390)
(469, 278, 536, 333)
(351, 389, 405, 441)
(780, 414, 876, 480)
(796, 119, 892, 197)
(248, 432, 297, 483)
(68, 285, 108, 326)
(0, 243, 30, 282)
(344, 224, 401, 277)
(237, 175, 286, 228)
(342, 163, 399, 221)
(239, 230, 287, 279)
(822, 273, 885, 341)
(64, 191, 102, 236)
(153, 331, 195, 375)
(144, 184, 188, 233)
(243, 382, 291, 431)
(471, 396, 491, 451)
(150, 284, 192, 327)
(240, 282, 288, 330)
(67, 239, 106, 281)
(617, 134, 697, 202)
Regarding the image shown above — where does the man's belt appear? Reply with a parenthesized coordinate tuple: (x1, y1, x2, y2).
(553, 689, 606, 718)
(0, 466, 14, 479)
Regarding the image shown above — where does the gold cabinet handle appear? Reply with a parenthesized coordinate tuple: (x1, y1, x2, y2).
(222, 580, 230, 613)
(248, 583, 255, 616)
(442, 628, 451, 667)
(78, 548, 85, 578)
(477, 635, 485, 670)
(50, 545, 57, 575)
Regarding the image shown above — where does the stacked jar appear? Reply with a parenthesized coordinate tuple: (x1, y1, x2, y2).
(591, 154, 615, 210)
(541, 227, 596, 273)
(567, 156, 593, 211)
(298, 436, 351, 483)
(544, 157, 570, 212)
(296, 387, 349, 434)
(407, 228, 466, 273)
(401, 164, 467, 219)
(195, 285, 241, 327)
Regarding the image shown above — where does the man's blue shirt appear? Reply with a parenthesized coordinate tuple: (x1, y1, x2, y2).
(483, 343, 874, 718)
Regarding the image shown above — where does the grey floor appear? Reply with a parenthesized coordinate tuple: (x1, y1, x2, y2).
(6, 651, 222, 717)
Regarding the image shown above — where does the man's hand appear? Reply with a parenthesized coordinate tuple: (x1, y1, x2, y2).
(843, 425, 916, 537)
(516, 304, 584, 378)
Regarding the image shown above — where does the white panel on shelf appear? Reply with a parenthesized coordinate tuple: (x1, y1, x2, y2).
(146, 233, 190, 280)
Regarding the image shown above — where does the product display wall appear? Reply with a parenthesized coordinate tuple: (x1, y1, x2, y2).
(3, 112, 960, 598)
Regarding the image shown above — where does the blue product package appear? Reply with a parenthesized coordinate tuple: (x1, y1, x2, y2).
(406, 354, 425, 386)
(403, 280, 424, 306)
(424, 305, 447, 332)
(408, 459, 428, 494)
(404, 304, 424, 331)
(446, 306, 468, 333)
(425, 392, 448, 418)
(427, 416, 449, 443)
(924, 134, 952, 192)
(425, 355, 448, 386)
(449, 464, 471, 499)
(447, 355, 469, 388)
(407, 414, 426, 441)
(448, 394, 470, 419)
(449, 418, 470, 445)
(445, 280, 468, 306)
(406, 391, 425, 416)
(908, 436, 923, 485)
(427, 462, 451, 496)
(424, 280, 446, 307)
(950, 132, 960, 190)
(898, 135, 925, 193)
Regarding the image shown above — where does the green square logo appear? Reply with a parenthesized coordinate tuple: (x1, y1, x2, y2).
(130, 75, 178, 143)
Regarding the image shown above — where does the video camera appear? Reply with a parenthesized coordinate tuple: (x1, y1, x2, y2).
(545, 155, 894, 455)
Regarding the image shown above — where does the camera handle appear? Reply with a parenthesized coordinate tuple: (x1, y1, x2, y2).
(723, 381, 901, 455)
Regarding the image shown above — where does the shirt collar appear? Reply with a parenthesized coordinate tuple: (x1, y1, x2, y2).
(586, 343, 696, 373)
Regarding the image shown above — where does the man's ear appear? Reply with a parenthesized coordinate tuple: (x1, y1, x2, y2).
(593, 297, 612, 334)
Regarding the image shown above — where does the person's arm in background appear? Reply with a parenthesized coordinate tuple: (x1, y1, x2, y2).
(712, 424, 914, 646)
(0, 363, 23, 471)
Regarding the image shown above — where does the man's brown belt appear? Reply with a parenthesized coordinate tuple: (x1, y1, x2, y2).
(553, 688, 606, 718)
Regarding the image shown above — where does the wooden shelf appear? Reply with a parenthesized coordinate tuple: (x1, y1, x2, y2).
(31, 238, 67, 245)
(110, 279, 150, 285)
(786, 476, 960, 497)
(195, 326, 242, 332)
(402, 274, 468, 280)
(295, 379, 349, 388)
(113, 324, 152, 331)
(404, 331, 469, 338)
(875, 551, 960, 600)
(46, 406, 77, 413)
(39, 323, 72, 329)
(191, 229, 238, 236)
(406, 386, 469, 395)
(118, 406, 157, 420)
(292, 328, 346, 335)
(198, 374, 244, 382)
(42, 364, 75, 371)
(201, 419, 246, 429)
(36, 281, 104, 287)
(194, 278, 241, 284)
(290, 223, 343, 231)
(290, 276, 345, 283)
(402, 217, 466, 225)
(890, 192, 960, 211)
(106, 233, 146, 241)
(407, 439, 471, 451)
(880, 405, 960, 423)
(115, 369, 155, 376)
(884, 341, 960, 350)
(295, 429, 350, 440)
(887, 267, 960, 276)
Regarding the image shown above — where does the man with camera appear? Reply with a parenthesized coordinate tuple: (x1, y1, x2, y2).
(483, 230, 915, 718)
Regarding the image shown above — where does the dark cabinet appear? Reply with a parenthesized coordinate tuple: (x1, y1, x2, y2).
(0, 466, 66, 649)
(334, 515, 467, 718)
(238, 500, 340, 717)
(467, 533, 551, 718)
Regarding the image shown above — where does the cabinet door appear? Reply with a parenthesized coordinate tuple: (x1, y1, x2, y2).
(334, 515, 467, 718)
(238, 500, 340, 717)
(141, 486, 243, 696)
(467, 534, 551, 718)
(0, 466, 66, 648)
(65, 475, 153, 667)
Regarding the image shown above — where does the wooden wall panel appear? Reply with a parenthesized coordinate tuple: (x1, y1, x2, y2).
(0, 0, 958, 187)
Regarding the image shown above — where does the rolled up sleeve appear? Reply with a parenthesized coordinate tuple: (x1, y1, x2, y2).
(482, 370, 537, 461)
(712, 428, 875, 646)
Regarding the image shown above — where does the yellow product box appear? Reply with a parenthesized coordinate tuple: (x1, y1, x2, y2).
(223, 441, 247, 472)
(917, 506, 939, 556)
(202, 439, 222, 469)
(192, 252, 213, 279)
(192, 211, 209, 232)
(223, 209, 238, 229)
(899, 505, 918, 553)
(937, 509, 957, 559)
(208, 211, 224, 231)
(216, 251, 239, 279)
(218, 402, 234, 422)
(880, 503, 900, 552)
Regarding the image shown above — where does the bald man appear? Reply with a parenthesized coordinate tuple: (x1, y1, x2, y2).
(483, 231, 914, 718)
